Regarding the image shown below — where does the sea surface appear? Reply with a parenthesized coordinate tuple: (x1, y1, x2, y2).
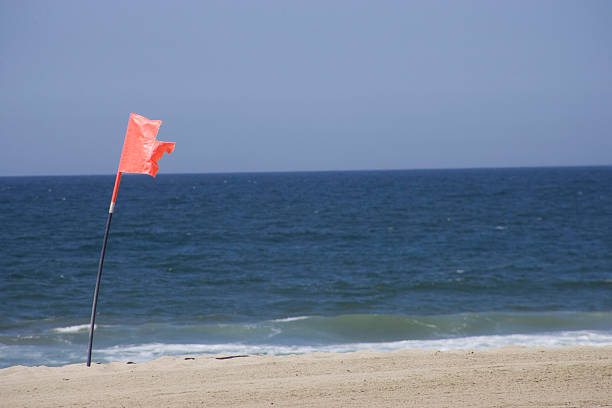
(1, 167, 611, 368)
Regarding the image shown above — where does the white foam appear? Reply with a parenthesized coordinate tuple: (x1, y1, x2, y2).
(95, 330, 612, 363)
(267, 328, 282, 338)
(271, 316, 312, 323)
(51, 324, 93, 333)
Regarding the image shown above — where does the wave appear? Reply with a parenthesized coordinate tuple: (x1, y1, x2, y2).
(30, 311, 612, 344)
(270, 316, 312, 323)
(245, 311, 612, 343)
(51, 324, 94, 333)
(95, 330, 612, 363)
(2, 311, 612, 367)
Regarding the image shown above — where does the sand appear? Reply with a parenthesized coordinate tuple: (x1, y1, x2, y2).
(1, 346, 611, 407)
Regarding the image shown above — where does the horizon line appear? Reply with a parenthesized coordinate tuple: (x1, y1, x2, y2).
(1, 164, 611, 178)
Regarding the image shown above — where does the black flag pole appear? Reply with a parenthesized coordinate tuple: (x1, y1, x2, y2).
(87, 172, 122, 367)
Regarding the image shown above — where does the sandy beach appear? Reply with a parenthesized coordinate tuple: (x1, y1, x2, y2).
(1, 346, 611, 407)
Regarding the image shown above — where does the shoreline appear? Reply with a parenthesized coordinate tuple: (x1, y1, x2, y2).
(2, 345, 611, 407)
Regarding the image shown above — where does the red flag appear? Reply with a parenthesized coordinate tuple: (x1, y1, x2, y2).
(118, 113, 175, 177)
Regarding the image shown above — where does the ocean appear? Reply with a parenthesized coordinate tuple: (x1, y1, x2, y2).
(1, 167, 611, 368)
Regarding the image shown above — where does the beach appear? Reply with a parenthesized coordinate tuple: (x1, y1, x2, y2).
(3, 171, 612, 369)
(2, 346, 611, 407)
(2, 170, 611, 405)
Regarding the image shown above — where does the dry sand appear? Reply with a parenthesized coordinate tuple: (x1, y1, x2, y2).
(1, 346, 611, 407)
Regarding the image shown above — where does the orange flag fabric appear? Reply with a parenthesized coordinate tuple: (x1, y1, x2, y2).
(118, 113, 175, 177)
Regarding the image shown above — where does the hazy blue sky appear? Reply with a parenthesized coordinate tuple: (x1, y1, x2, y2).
(1, 0, 611, 176)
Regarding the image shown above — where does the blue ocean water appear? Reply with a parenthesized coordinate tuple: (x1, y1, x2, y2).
(1, 167, 611, 368)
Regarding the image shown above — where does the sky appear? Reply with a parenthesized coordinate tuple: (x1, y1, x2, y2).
(1, 0, 611, 176)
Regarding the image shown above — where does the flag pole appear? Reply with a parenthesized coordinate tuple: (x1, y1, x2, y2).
(87, 171, 122, 367)
(85, 111, 174, 367)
